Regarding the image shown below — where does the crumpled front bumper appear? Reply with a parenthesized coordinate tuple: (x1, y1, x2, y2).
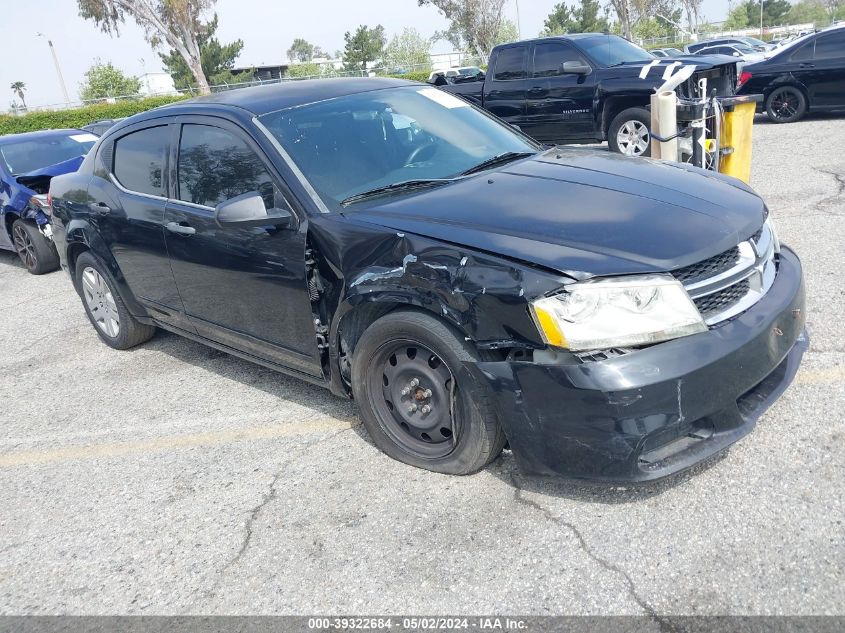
(467, 246, 807, 482)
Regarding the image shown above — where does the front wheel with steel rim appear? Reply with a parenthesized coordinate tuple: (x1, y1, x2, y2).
(607, 107, 652, 157)
(74, 251, 155, 350)
(11, 219, 59, 275)
(766, 86, 807, 124)
(351, 310, 506, 475)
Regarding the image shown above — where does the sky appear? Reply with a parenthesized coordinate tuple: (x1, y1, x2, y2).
(1, 0, 732, 109)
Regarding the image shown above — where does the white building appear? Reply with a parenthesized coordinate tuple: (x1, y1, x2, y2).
(138, 72, 178, 96)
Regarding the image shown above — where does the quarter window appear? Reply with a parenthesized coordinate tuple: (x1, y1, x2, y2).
(790, 41, 813, 61)
(533, 43, 588, 77)
(493, 46, 527, 81)
(112, 126, 169, 197)
(177, 124, 275, 209)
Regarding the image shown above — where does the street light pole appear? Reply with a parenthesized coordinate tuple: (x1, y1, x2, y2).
(37, 33, 70, 104)
(760, 0, 764, 38)
(515, 0, 522, 39)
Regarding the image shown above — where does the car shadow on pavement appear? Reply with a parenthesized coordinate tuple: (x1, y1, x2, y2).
(144, 329, 359, 424)
(485, 447, 729, 504)
(0, 249, 25, 270)
(754, 110, 845, 125)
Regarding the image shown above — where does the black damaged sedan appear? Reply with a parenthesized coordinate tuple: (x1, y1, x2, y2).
(48, 78, 807, 482)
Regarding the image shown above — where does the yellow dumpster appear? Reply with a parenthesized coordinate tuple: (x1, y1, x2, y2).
(717, 95, 763, 184)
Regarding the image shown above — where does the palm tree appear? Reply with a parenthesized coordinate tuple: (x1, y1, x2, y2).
(10, 81, 27, 110)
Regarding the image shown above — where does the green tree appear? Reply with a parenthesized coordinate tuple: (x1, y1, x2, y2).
(724, 2, 750, 28)
(542, 0, 609, 36)
(287, 38, 315, 63)
(786, 0, 828, 24)
(285, 62, 323, 78)
(343, 24, 386, 72)
(10, 82, 27, 110)
(571, 0, 610, 32)
(736, 0, 792, 26)
(79, 61, 141, 100)
(495, 19, 520, 45)
(159, 14, 243, 90)
(383, 28, 432, 71)
(542, 3, 575, 35)
(419, 0, 507, 62)
(77, 0, 216, 94)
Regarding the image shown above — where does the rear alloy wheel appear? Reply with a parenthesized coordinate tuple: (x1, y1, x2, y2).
(11, 219, 59, 275)
(351, 310, 506, 475)
(74, 251, 155, 350)
(766, 87, 807, 123)
(608, 107, 652, 157)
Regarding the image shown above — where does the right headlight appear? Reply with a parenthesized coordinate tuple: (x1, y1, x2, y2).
(530, 274, 707, 351)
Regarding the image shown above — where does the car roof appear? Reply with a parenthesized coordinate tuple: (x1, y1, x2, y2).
(165, 77, 417, 117)
(0, 128, 88, 145)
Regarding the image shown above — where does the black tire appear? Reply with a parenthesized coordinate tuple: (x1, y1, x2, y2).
(11, 219, 59, 275)
(351, 309, 506, 475)
(765, 86, 807, 123)
(74, 251, 155, 350)
(607, 107, 652, 157)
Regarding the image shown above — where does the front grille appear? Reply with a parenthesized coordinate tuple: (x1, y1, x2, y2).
(693, 279, 750, 320)
(672, 246, 740, 285)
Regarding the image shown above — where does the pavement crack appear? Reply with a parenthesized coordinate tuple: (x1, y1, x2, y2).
(190, 427, 353, 607)
(509, 473, 676, 631)
(813, 168, 845, 211)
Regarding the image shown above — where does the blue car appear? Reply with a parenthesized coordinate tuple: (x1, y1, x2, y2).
(0, 129, 97, 274)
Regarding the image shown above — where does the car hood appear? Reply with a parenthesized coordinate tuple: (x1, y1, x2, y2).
(15, 155, 86, 190)
(349, 149, 766, 279)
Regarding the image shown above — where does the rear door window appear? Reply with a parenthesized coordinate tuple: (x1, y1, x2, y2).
(493, 46, 528, 81)
(177, 124, 275, 209)
(112, 126, 169, 197)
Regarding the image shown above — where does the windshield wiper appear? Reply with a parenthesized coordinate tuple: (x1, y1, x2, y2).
(341, 178, 461, 206)
(460, 151, 536, 176)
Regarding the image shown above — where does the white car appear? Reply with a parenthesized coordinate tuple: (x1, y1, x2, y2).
(694, 43, 766, 72)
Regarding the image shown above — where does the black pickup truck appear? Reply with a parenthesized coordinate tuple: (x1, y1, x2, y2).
(437, 33, 738, 156)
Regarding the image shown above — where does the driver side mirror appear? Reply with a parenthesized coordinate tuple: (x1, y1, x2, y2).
(562, 61, 592, 75)
(215, 191, 293, 229)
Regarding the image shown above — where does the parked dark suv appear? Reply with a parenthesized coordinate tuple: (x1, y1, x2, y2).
(49, 79, 807, 482)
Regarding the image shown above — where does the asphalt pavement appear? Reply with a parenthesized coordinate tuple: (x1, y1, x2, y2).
(0, 114, 843, 617)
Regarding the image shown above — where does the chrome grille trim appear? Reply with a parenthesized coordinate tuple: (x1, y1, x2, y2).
(673, 224, 778, 326)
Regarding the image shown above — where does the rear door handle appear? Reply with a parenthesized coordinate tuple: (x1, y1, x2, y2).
(799, 63, 815, 68)
(166, 221, 196, 236)
(89, 202, 111, 215)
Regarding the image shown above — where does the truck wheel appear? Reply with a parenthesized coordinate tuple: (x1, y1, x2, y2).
(12, 219, 59, 275)
(75, 251, 155, 350)
(765, 87, 806, 123)
(608, 108, 652, 157)
(351, 310, 506, 475)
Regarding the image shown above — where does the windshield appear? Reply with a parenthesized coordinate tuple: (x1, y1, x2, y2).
(577, 35, 654, 66)
(741, 37, 767, 47)
(733, 44, 758, 54)
(0, 132, 96, 175)
(258, 86, 539, 209)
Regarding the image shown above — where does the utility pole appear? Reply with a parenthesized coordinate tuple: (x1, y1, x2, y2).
(760, 0, 764, 38)
(515, 0, 522, 39)
(37, 33, 70, 104)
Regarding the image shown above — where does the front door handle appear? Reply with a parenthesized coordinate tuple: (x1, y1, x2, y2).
(89, 202, 111, 215)
(166, 221, 196, 236)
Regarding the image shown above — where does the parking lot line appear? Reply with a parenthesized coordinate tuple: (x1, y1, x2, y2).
(0, 417, 356, 468)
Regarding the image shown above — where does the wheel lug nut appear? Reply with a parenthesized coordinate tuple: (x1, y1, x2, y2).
(410, 378, 419, 387)
(423, 389, 432, 398)
(408, 404, 418, 413)
(401, 387, 410, 396)
(421, 405, 431, 414)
